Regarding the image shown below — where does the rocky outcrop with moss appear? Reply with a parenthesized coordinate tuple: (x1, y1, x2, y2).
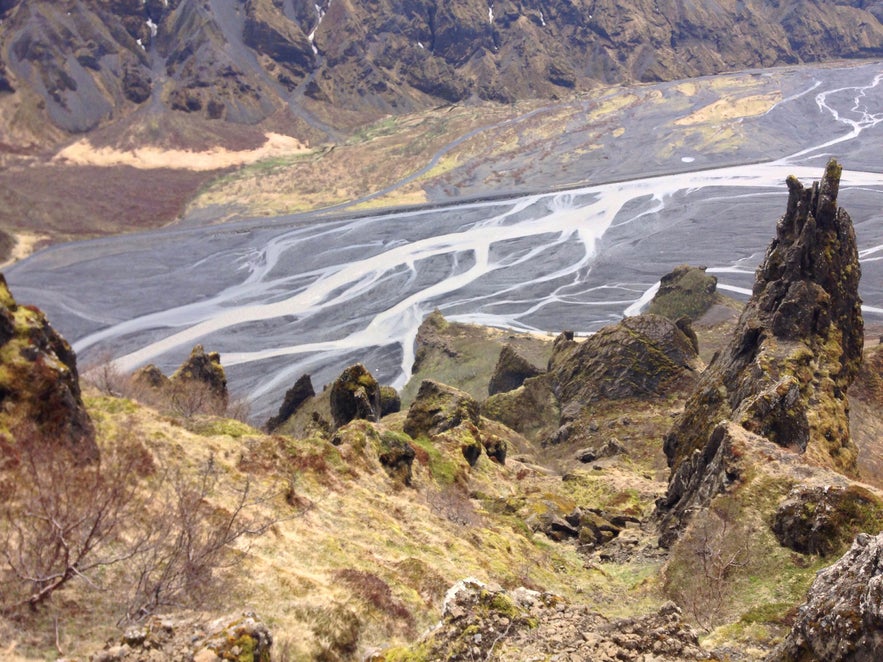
(770, 532, 883, 661)
(379, 579, 714, 660)
(171, 344, 229, 404)
(488, 344, 544, 396)
(0, 274, 97, 461)
(265, 373, 315, 432)
(649, 264, 718, 322)
(92, 611, 272, 662)
(483, 314, 700, 444)
(659, 160, 864, 544)
(330, 363, 382, 428)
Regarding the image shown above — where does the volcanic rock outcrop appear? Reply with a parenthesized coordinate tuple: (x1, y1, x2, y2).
(488, 344, 544, 396)
(770, 532, 883, 661)
(658, 160, 864, 545)
(265, 373, 315, 433)
(482, 314, 700, 444)
(171, 344, 229, 405)
(648, 264, 718, 322)
(0, 274, 97, 461)
(329, 363, 382, 428)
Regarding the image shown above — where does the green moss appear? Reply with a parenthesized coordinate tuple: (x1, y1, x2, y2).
(411, 436, 462, 486)
(187, 417, 258, 438)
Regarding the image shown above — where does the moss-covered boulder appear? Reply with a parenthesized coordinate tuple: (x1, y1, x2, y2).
(552, 314, 700, 407)
(481, 433, 508, 465)
(488, 344, 544, 396)
(772, 484, 883, 557)
(266, 373, 315, 432)
(171, 344, 229, 404)
(329, 363, 381, 428)
(0, 274, 97, 461)
(379, 385, 401, 416)
(132, 363, 169, 390)
(404, 379, 479, 439)
(648, 264, 718, 321)
(481, 374, 560, 443)
(377, 430, 416, 485)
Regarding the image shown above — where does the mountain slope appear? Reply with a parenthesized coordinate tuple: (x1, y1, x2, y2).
(1, 0, 883, 147)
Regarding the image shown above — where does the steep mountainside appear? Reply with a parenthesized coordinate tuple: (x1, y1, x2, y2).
(1, 0, 883, 146)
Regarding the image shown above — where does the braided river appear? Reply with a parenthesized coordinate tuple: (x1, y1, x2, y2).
(8, 62, 883, 418)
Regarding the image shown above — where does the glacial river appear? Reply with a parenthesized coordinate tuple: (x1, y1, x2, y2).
(7, 63, 883, 419)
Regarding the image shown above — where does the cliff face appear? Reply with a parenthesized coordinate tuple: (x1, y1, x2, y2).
(1, 0, 882, 141)
(0, 274, 97, 462)
(658, 160, 864, 545)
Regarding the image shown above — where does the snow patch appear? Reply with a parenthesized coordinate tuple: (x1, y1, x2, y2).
(308, 2, 329, 56)
(681, 156, 695, 163)
(539, 10, 546, 26)
(136, 38, 144, 50)
(146, 18, 158, 38)
(417, 41, 424, 49)
(488, 3, 494, 23)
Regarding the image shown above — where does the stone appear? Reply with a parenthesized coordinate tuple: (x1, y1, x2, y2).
(0, 275, 97, 462)
(265, 373, 315, 432)
(377, 430, 416, 486)
(658, 161, 865, 545)
(329, 363, 381, 428)
(770, 533, 883, 661)
(403, 380, 479, 439)
(171, 344, 229, 404)
(648, 264, 718, 321)
(488, 344, 544, 396)
(379, 385, 401, 416)
(772, 484, 883, 557)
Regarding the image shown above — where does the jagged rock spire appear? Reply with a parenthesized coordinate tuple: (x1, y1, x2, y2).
(657, 160, 864, 545)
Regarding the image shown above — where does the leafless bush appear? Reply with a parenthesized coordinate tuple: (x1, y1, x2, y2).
(120, 455, 279, 623)
(0, 425, 284, 629)
(665, 500, 753, 631)
(0, 425, 149, 614)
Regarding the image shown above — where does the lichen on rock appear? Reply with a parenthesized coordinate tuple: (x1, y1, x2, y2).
(0, 274, 97, 461)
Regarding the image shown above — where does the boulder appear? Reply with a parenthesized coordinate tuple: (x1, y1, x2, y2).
(770, 533, 883, 661)
(171, 344, 228, 403)
(551, 314, 700, 408)
(377, 430, 416, 486)
(265, 373, 315, 432)
(658, 161, 865, 545)
(0, 275, 97, 462)
(575, 437, 627, 463)
(648, 264, 718, 321)
(403, 380, 479, 439)
(329, 363, 381, 428)
(379, 385, 401, 416)
(132, 364, 169, 390)
(772, 485, 883, 557)
(488, 344, 543, 396)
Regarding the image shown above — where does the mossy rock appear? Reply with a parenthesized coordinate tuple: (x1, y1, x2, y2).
(403, 380, 479, 439)
(772, 484, 883, 557)
(380, 385, 402, 416)
(648, 264, 718, 321)
(266, 373, 315, 432)
(329, 363, 381, 428)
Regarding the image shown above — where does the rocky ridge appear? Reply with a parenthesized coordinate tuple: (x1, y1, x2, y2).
(658, 159, 865, 546)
